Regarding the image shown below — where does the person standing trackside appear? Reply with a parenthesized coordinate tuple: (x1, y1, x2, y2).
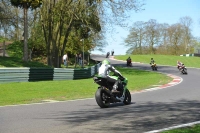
(63, 53, 68, 67)
(75, 54, 79, 66)
(79, 54, 82, 67)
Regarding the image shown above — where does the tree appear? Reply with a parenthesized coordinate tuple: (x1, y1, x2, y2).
(144, 19, 160, 54)
(10, 0, 42, 62)
(0, 0, 13, 39)
(125, 21, 146, 54)
(40, 0, 102, 67)
(167, 23, 183, 55)
(179, 16, 193, 53)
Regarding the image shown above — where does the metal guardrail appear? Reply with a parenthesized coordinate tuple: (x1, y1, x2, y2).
(0, 63, 101, 83)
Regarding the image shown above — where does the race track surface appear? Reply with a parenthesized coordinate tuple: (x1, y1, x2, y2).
(0, 54, 200, 133)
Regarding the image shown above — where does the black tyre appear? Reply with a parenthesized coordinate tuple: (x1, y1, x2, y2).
(95, 88, 110, 108)
(123, 89, 131, 105)
(184, 68, 188, 74)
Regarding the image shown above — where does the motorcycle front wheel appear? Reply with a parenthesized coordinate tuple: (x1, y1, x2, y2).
(183, 68, 188, 74)
(95, 88, 110, 108)
(123, 89, 131, 105)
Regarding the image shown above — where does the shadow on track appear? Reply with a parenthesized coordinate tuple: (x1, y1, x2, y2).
(45, 99, 200, 133)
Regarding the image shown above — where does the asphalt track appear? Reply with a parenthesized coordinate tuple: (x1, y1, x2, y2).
(0, 54, 200, 133)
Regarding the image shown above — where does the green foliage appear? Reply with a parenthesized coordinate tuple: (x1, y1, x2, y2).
(0, 37, 9, 42)
(10, 0, 42, 9)
(7, 41, 23, 58)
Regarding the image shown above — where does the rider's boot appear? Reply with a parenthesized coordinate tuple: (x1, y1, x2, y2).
(111, 85, 120, 93)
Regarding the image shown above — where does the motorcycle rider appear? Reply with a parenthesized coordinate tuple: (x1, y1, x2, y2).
(106, 52, 110, 58)
(126, 56, 132, 66)
(150, 58, 155, 65)
(177, 60, 183, 70)
(98, 59, 124, 93)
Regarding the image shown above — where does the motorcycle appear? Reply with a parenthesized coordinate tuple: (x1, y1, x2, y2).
(106, 52, 110, 58)
(150, 63, 157, 71)
(93, 73, 131, 108)
(179, 64, 187, 74)
(127, 60, 132, 67)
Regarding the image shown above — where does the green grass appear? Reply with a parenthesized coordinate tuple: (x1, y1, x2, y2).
(0, 67, 171, 106)
(115, 55, 200, 68)
(162, 124, 200, 133)
(0, 56, 51, 68)
(0, 56, 98, 68)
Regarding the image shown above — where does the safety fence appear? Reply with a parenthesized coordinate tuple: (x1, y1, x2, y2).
(0, 63, 101, 83)
(180, 54, 194, 57)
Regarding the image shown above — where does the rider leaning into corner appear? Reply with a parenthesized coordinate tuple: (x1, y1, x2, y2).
(98, 59, 124, 93)
(150, 58, 155, 65)
(177, 60, 183, 70)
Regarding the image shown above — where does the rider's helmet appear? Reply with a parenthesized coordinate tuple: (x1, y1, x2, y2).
(102, 59, 110, 65)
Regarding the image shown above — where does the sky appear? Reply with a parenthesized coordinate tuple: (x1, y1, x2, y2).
(91, 0, 200, 55)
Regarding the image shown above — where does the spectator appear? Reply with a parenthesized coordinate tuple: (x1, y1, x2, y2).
(74, 54, 79, 67)
(63, 53, 68, 67)
(79, 54, 82, 67)
(75, 54, 79, 63)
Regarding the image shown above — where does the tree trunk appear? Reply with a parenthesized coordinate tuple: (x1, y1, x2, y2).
(23, 4, 28, 62)
(51, 48, 59, 68)
(3, 40, 5, 57)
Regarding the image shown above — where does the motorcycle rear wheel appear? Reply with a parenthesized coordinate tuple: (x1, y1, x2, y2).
(123, 89, 131, 105)
(95, 88, 110, 108)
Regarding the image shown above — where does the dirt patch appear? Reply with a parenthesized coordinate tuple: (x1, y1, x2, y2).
(0, 41, 12, 47)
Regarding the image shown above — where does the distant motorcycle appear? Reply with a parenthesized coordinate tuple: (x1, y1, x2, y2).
(150, 62, 157, 71)
(179, 64, 187, 74)
(106, 52, 110, 58)
(127, 60, 132, 67)
(111, 51, 114, 56)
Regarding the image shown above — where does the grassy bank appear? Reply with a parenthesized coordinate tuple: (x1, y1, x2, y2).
(0, 67, 171, 106)
(162, 124, 200, 133)
(0, 56, 98, 68)
(0, 56, 51, 68)
(115, 55, 200, 68)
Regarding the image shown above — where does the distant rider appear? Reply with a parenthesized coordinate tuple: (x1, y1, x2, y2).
(177, 60, 183, 70)
(106, 52, 110, 58)
(150, 58, 155, 65)
(111, 49, 114, 56)
(98, 59, 124, 93)
(126, 56, 132, 66)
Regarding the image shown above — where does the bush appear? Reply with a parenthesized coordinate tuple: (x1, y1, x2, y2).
(7, 41, 23, 58)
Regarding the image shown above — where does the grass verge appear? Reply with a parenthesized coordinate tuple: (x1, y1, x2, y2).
(162, 124, 200, 133)
(0, 67, 172, 106)
(114, 54, 200, 68)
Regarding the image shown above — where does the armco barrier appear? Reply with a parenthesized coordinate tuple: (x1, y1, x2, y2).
(29, 68, 54, 82)
(53, 68, 74, 80)
(0, 63, 100, 83)
(0, 68, 29, 83)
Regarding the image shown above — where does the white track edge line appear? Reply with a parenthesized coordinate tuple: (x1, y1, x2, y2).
(145, 121, 200, 133)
